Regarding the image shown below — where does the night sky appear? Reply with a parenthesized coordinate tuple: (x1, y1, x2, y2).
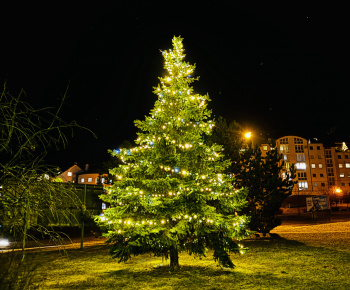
(2, 2, 350, 169)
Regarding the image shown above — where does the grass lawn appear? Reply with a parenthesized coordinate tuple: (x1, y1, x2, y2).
(2, 221, 350, 289)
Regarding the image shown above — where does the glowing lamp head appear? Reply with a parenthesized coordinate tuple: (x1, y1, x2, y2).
(245, 132, 252, 139)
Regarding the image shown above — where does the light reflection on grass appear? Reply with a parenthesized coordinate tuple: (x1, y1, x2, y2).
(24, 232, 350, 289)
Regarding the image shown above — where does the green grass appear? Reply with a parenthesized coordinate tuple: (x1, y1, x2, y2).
(8, 231, 349, 290)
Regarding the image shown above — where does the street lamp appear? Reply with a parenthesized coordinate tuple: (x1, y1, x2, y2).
(244, 132, 252, 139)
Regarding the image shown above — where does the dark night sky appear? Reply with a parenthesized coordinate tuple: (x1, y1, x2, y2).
(2, 2, 350, 169)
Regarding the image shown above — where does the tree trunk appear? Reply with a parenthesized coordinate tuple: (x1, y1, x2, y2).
(169, 247, 179, 271)
(22, 197, 30, 261)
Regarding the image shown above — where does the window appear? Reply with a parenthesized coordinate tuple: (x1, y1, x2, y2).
(263, 145, 268, 151)
(340, 173, 345, 178)
(284, 154, 288, 161)
(298, 182, 308, 190)
(298, 172, 307, 180)
(317, 146, 321, 150)
(310, 155, 315, 159)
(346, 163, 350, 168)
(280, 144, 289, 153)
(326, 159, 333, 167)
(310, 146, 314, 150)
(285, 163, 291, 170)
(321, 183, 325, 187)
(319, 164, 323, 169)
(341, 182, 345, 186)
(311, 164, 316, 168)
(345, 155, 349, 159)
(81, 178, 85, 183)
(294, 138, 303, 144)
(295, 163, 306, 170)
(314, 183, 318, 187)
(338, 155, 342, 159)
(295, 145, 304, 153)
(339, 164, 344, 168)
(320, 174, 324, 178)
(280, 138, 289, 144)
(318, 154, 322, 159)
(312, 173, 316, 178)
(67, 172, 72, 176)
(101, 178, 105, 183)
(88, 178, 92, 182)
(348, 172, 350, 178)
(297, 154, 305, 161)
(327, 168, 334, 176)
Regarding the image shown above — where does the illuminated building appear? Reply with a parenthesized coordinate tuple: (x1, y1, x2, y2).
(261, 136, 350, 195)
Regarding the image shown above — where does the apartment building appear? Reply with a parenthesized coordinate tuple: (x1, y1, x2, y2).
(261, 136, 350, 195)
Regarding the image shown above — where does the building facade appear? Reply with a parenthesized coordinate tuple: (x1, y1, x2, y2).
(261, 136, 350, 195)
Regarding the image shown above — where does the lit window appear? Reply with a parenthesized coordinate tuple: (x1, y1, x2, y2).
(102, 178, 105, 183)
(284, 154, 288, 161)
(295, 163, 306, 170)
(88, 178, 92, 182)
(318, 155, 322, 159)
(81, 178, 85, 183)
(340, 173, 345, 178)
(319, 164, 323, 168)
(280, 144, 289, 153)
(314, 183, 318, 187)
(346, 163, 350, 168)
(67, 172, 72, 176)
(298, 181, 308, 190)
(339, 164, 344, 168)
(311, 164, 316, 168)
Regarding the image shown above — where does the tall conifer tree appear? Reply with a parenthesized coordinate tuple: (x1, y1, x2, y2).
(98, 36, 249, 270)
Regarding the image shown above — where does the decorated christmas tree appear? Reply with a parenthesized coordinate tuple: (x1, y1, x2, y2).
(97, 36, 249, 270)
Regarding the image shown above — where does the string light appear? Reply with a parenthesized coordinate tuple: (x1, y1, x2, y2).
(98, 36, 249, 263)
